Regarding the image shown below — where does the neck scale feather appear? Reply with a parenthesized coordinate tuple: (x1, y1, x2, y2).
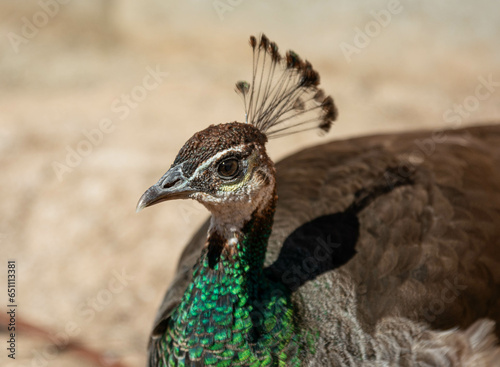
(157, 190, 303, 366)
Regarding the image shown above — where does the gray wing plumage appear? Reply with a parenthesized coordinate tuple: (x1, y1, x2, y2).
(150, 124, 500, 365)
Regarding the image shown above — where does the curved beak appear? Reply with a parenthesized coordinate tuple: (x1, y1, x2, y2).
(136, 165, 195, 212)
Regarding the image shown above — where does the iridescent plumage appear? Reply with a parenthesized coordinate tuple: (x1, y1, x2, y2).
(137, 35, 500, 367)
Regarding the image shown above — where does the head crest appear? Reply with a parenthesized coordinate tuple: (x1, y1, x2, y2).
(235, 34, 338, 138)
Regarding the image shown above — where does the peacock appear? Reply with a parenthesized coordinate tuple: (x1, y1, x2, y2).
(137, 34, 500, 366)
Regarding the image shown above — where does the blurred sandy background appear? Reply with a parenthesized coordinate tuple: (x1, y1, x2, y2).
(1, 1, 499, 366)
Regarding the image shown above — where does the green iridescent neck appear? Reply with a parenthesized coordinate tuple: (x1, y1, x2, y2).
(158, 193, 301, 366)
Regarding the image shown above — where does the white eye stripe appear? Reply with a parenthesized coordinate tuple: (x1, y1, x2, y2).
(189, 145, 247, 180)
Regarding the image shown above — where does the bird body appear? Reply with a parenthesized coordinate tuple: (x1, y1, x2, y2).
(137, 35, 500, 366)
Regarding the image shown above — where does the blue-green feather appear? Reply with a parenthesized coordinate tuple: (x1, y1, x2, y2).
(155, 202, 306, 366)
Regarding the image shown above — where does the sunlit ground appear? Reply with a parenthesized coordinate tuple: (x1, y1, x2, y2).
(1, 1, 499, 366)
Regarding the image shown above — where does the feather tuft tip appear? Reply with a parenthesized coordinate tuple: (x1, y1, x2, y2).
(249, 35, 257, 49)
(235, 34, 338, 138)
(259, 34, 269, 49)
(235, 81, 250, 96)
(269, 42, 281, 63)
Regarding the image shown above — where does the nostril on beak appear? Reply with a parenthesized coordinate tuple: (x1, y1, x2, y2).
(161, 177, 181, 189)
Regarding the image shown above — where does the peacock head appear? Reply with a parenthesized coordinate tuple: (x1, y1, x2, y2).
(136, 122, 275, 221)
(136, 34, 337, 227)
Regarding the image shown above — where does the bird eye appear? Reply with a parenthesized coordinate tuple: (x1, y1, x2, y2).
(217, 158, 239, 179)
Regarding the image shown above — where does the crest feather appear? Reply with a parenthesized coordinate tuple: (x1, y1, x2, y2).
(235, 34, 338, 138)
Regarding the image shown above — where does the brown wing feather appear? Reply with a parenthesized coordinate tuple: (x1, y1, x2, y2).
(150, 124, 500, 355)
